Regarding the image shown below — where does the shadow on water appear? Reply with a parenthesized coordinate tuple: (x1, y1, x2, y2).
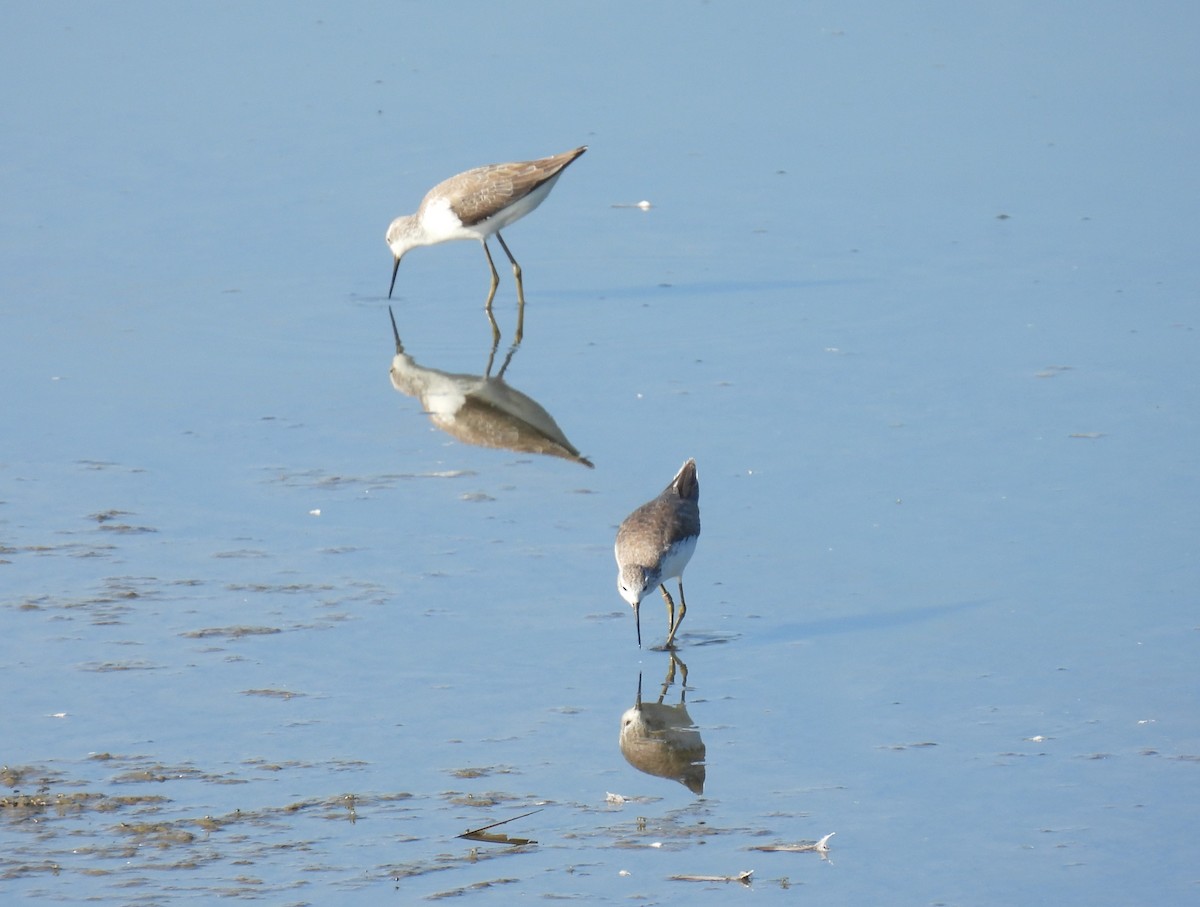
(772, 598, 993, 641)
(619, 653, 706, 795)
(387, 305, 593, 468)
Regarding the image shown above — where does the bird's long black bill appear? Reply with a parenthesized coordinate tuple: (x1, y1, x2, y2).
(388, 256, 401, 299)
(634, 602, 642, 648)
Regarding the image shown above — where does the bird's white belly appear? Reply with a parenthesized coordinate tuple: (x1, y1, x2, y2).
(423, 196, 483, 240)
(657, 534, 697, 583)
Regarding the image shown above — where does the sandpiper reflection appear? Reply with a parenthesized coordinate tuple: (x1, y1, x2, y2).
(619, 654, 706, 794)
(387, 306, 593, 467)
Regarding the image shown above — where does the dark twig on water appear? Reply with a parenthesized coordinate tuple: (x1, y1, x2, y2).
(456, 808, 543, 845)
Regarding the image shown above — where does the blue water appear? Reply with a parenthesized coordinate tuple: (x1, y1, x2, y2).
(3, 2, 1198, 903)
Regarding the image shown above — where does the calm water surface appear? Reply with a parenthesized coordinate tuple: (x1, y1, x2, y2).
(2, 2, 1198, 904)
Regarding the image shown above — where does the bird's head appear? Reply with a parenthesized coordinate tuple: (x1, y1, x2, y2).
(618, 564, 656, 648)
(619, 562, 663, 610)
(385, 216, 417, 298)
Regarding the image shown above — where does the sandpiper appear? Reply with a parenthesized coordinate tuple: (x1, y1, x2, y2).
(615, 459, 700, 648)
(386, 146, 587, 306)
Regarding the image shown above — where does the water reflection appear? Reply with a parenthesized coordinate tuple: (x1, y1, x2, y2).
(387, 307, 593, 467)
(618, 654, 706, 794)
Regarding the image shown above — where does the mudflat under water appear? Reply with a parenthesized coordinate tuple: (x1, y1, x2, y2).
(3, 3, 1198, 904)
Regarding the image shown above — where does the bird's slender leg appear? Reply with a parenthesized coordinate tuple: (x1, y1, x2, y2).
(663, 581, 688, 649)
(481, 240, 501, 313)
(495, 231, 524, 304)
(660, 584, 677, 648)
(495, 232, 526, 344)
(474, 232, 527, 344)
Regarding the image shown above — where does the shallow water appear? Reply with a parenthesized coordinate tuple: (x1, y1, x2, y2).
(3, 2, 1199, 904)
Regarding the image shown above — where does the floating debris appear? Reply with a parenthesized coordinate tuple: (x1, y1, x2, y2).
(182, 626, 282, 639)
(750, 832, 836, 859)
(669, 869, 754, 885)
(241, 688, 306, 699)
(1035, 365, 1073, 378)
(456, 808, 542, 845)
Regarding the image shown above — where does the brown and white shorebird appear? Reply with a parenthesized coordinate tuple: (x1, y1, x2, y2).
(386, 146, 587, 306)
(615, 459, 701, 648)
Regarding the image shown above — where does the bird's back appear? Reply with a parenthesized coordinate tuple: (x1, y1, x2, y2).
(427, 147, 587, 228)
(616, 459, 700, 569)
